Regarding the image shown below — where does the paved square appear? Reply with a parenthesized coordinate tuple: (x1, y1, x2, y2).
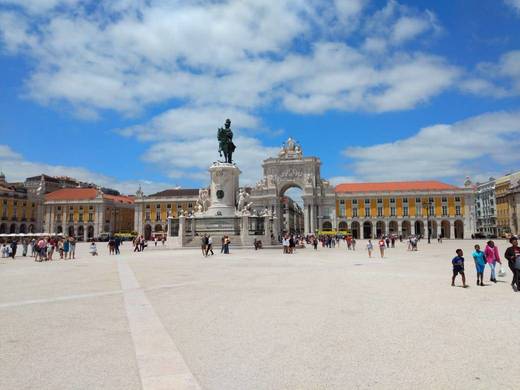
(1, 239, 518, 390)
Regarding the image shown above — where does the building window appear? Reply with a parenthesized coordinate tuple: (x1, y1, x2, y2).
(390, 198, 396, 204)
(455, 197, 461, 202)
(442, 197, 447, 202)
(88, 213, 93, 222)
(188, 203, 193, 208)
(167, 204, 172, 209)
(429, 197, 434, 203)
(145, 212, 151, 220)
(155, 212, 161, 221)
(416, 198, 421, 203)
(365, 199, 370, 205)
(78, 213, 83, 222)
(365, 208, 371, 217)
(429, 205, 435, 215)
(403, 206, 409, 217)
(377, 198, 383, 204)
(390, 207, 396, 217)
(403, 198, 408, 204)
(442, 206, 448, 216)
(352, 199, 358, 205)
(352, 208, 358, 217)
(456, 206, 461, 216)
(339, 205, 345, 217)
(415, 206, 421, 216)
(377, 207, 383, 217)
(68, 213, 74, 222)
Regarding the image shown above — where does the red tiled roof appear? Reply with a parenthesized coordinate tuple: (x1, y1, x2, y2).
(45, 188, 134, 204)
(335, 180, 460, 193)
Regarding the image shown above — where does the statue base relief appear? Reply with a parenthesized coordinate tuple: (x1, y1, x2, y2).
(205, 162, 241, 218)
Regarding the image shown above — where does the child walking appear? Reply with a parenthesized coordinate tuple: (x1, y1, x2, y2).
(452, 249, 467, 288)
(472, 244, 486, 286)
(367, 240, 373, 258)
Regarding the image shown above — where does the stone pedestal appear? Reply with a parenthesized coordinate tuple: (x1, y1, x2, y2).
(206, 162, 241, 217)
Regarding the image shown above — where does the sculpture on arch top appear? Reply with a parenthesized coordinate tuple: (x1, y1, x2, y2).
(278, 137, 302, 159)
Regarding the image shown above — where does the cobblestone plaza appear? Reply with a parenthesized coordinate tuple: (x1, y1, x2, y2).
(1, 240, 518, 390)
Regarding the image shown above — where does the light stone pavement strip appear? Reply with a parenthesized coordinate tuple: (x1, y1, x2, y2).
(117, 258, 201, 390)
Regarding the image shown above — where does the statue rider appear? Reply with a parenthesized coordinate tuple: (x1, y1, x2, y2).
(218, 119, 236, 164)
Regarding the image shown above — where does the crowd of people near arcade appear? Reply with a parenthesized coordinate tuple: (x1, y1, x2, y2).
(1, 236, 77, 261)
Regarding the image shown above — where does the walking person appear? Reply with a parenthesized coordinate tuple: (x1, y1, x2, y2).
(108, 237, 115, 255)
(313, 237, 318, 250)
(451, 249, 468, 288)
(22, 239, 28, 257)
(378, 238, 385, 258)
(472, 244, 486, 286)
(206, 235, 214, 256)
(69, 237, 76, 259)
(352, 238, 356, 250)
(201, 235, 208, 257)
(115, 236, 121, 255)
(221, 236, 226, 253)
(63, 238, 70, 260)
(367, 239, 373, 258)
(10, 240, 17, 259)
(484, 240, 501, 283)
(504, 236, 520, 291)
(224, 236, 230, 254)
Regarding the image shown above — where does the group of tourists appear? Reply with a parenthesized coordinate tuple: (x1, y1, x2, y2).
(451, 238, 520, 291)
(132, 235, 148, 252)
(200, 235, 231, 256)
(107, 236, 122, 255)
(1, 236, 77, 262)
(200, 235, 214, 257)
(282, 235, 299, 254)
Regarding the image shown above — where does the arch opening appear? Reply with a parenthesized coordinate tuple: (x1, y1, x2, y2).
(280, 185, 304, 235)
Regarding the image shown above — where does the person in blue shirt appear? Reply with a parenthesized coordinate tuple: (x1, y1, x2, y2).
(452, 249, 467, 287)
(472, 244, 486, 286)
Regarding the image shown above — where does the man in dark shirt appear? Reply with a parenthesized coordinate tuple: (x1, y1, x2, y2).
(504, 236, 520, 291)
(451, 248, 467, 288)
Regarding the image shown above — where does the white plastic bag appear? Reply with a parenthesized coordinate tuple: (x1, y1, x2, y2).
(498, 266, 506, 277)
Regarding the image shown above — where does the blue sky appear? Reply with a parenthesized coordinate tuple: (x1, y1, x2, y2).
(1, 0, 520, 194)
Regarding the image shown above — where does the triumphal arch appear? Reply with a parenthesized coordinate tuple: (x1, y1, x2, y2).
(250, 138, 336, 235)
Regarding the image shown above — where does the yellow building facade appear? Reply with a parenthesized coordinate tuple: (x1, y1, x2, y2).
(0, 173, 39, 234)
(44, 188, 134, 240)
(134, 189, 200, 239)
(334, 181, 473, 239)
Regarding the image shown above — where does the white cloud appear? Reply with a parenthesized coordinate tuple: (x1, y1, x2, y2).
(0, 0, 456, 116)
(342, 111, 520, 182)
(142, 135, 279, 186)
(0, 144, 173, 195)
(0, 0, 467, 186)
(505, 0, 520, 13)
(461, 50, 520, 98)
(118, 106, 261, 142)
(329, 176, 359, 185)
